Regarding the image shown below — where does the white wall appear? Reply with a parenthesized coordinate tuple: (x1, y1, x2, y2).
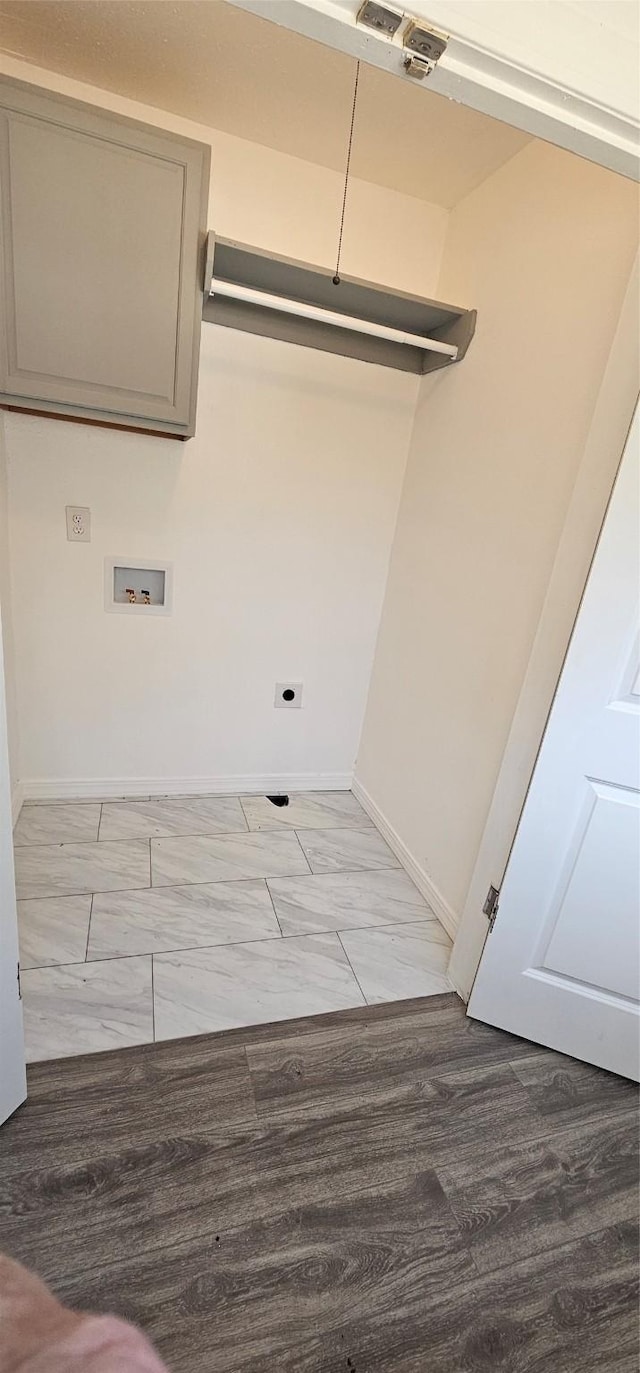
(0, 415, 20, 813)
(209, 132, 448, 297)
(450, 253, 640, 995)
(355, 138, 639, 927)
(0, 52, 442, 798)
(6, 326, 417, 794)
(0, 528, 25, 1121)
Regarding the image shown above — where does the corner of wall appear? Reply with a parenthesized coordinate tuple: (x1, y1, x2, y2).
(449, 248, 640, 1000)
(353, 135, 638, 953)
(352, 777, 459, 941)
(0, 412, 21, 814)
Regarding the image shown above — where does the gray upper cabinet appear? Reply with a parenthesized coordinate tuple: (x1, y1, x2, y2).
(0, 76, 210, 438)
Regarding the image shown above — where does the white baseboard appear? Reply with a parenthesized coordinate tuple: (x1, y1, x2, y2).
(21, 771, 354, 802)
(352, 777, 460, 943)
(11, 779, 24, 826)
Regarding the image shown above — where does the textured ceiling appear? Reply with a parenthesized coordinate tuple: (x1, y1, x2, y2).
(0, 0, 531, 207)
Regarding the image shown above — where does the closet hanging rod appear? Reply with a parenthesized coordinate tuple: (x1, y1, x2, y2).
(208, 277, 459, 359)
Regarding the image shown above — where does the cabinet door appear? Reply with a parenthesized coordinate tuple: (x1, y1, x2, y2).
(0, 76, 209, 436)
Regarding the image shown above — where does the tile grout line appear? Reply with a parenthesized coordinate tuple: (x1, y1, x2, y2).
(22, 797, 152, 806)
(19, 918, 447, 973)
(15, 823, 378, 849)
(17, 828, 255, 849)
(292, 829, 314, 875)
(84, 894, 94, 962)
(290, 917, 447, 942)
(14, 864, 410, 903)
(16, 867, 420, 904)
(97, 802, 104, 842)
(18, 885, 153, 903)
(336, 931, 370, 1007)
(23, 951, 164, 972)
(263, 879, 285, 938)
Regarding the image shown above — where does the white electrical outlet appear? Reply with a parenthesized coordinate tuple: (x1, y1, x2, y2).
(274, 682, 303, 709)
(66, 506, 91, 542)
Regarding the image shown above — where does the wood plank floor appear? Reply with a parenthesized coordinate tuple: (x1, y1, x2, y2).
(0, 993, 637, 1372)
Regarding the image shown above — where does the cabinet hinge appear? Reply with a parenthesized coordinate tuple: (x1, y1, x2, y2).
(483, 885, 500, 931)
(17, 961, 21, 999)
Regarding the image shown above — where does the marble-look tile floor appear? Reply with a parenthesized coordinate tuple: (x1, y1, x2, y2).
(15, 792, 453, 1062)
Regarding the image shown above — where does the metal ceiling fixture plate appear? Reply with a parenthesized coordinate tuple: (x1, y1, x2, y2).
(356, 1, 403, 39)
(403, 54, 431, 80)
(403, 20, 448, 64)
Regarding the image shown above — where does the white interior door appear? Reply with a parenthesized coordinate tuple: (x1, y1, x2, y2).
(468, 405, 640, 1080)
(0, 602, 26, 1126)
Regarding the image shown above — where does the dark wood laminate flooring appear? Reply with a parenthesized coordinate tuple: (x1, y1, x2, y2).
(0, 993, 637, 1372)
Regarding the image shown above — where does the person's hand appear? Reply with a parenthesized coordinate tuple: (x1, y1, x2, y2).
(0, 1254, 169, 1372)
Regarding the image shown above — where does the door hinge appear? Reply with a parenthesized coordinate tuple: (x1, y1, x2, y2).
(17, 961, 21, 999)
(483, 885, 500, 931)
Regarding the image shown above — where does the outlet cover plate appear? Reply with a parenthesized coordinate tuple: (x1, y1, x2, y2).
(66, 506, 91, 542)
(275, 682, 303, 709)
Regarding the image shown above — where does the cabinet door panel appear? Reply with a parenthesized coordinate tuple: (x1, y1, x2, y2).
(0, 77, 209, 435)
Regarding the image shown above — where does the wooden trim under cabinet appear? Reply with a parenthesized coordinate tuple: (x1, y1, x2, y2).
(1, 404, 190, 441)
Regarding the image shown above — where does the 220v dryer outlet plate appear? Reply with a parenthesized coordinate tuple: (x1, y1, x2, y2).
(275, 682, 303, 708)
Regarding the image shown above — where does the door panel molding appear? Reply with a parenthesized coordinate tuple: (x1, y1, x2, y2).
(467, 406, 639, 1079)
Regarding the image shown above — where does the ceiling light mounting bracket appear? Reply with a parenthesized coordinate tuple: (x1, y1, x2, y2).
(402, 21, 448, 79)
(403, 54, 431, 80)
(356, 5, 448, 80)
(356, 2, 403, 39)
